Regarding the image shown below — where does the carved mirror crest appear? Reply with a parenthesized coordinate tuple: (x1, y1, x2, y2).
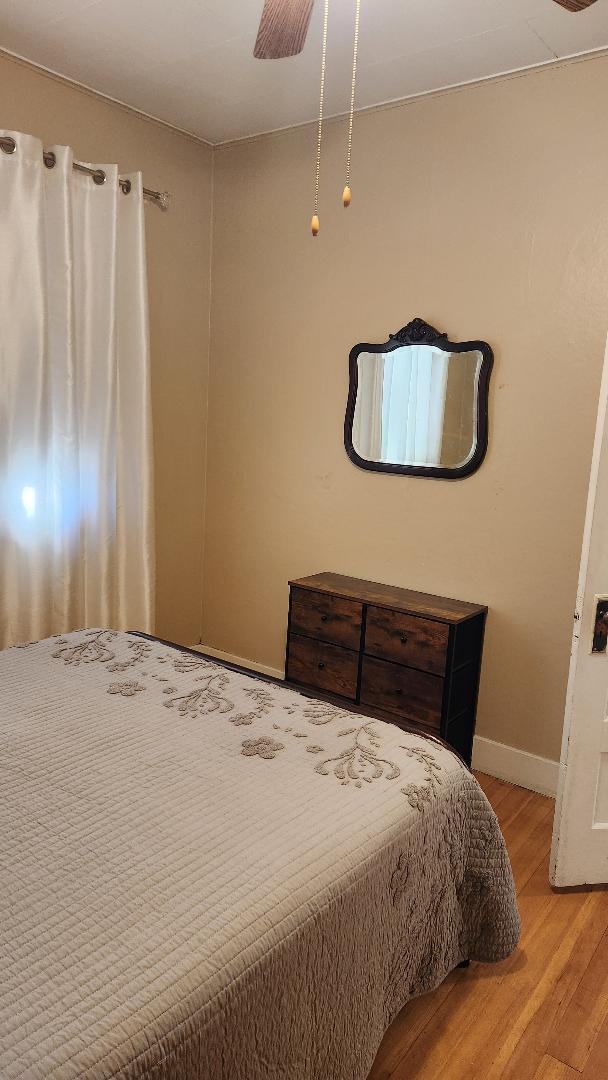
(344, 318, 493, 480)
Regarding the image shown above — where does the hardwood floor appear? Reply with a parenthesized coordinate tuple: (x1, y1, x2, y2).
(368, 772, 608, 1080)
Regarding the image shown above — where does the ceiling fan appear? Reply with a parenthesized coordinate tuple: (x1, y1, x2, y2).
(254, 0, 599, 61)
(553, 0, 600, 8)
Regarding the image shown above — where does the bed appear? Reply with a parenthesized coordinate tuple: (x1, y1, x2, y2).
(0, 628, 520, 1080)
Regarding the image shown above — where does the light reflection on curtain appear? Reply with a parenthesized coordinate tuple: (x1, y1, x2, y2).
(0, 130, 154, 648)
(352, 346, 449, 466)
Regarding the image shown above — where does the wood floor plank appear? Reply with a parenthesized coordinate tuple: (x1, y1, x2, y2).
(533, 1055, 580, 1079)
(474, 771, 510, 803)
(387, 858, 575, 1080)
(505, 796, 555, 894)
(549, 926, 608, 1071)
(473, 770, 497, 792)
(494, 784, 537, 830)
(580, 1006, 608, 1078)
(419, 892, 593, 1079)
(436, 846, 606, 1080)
(483, 890, 608, 1080)
(367, 971, 459, 1080)
(500, 789, 549, 845)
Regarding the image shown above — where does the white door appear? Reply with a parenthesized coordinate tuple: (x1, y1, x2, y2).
(551, 336, 608, 886)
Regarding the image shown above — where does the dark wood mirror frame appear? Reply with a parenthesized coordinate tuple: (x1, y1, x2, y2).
(344, 317, 494, 480)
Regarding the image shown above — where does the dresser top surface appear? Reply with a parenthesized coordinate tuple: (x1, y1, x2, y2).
(289, 573, 487, 624)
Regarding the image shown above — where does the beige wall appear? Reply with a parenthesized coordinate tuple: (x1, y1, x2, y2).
(1, 50, 213, 645)
(204, 55, 608, 762)
(4, 49, 608, 760)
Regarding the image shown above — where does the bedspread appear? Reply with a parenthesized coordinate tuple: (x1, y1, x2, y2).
(0, 629, 520, 1079)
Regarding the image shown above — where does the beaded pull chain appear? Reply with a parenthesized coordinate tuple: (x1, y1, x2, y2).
(343, 0, 361, 208)
(311, 0, 329, 236)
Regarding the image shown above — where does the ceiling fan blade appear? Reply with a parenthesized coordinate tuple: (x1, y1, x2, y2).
(551, 0, 599, 10)
(254, 0, 315, 59)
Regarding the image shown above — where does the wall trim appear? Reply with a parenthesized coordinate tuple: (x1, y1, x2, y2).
(194, 643, 559, 796)
(0, 47, 212, 147)
(191, 643, 284, 680)
(215, 48, 608, 149)
(3, 42, 608, 152)
(472, 736, 558, 798)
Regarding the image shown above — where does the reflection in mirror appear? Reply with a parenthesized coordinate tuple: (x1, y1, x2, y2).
(351, 346, 483, 469)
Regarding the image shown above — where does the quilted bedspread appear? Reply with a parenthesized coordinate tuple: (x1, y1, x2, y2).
(0, 629, 520, 1080)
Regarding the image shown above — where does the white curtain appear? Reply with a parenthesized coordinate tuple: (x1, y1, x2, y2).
(0, 130, 154, 649)
(381, 346, 449, 465)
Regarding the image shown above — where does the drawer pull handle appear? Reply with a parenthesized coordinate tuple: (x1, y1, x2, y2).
(318, 661, 326, 670)
(400, 635, 408, 645)
(394, 688, 402, 695)
(320, 614, 328, 622)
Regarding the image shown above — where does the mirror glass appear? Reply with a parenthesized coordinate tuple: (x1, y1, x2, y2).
(351, 345, 483, 470)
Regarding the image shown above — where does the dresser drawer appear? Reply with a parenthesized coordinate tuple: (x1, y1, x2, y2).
(360, 655, 443, 731)
(364, 606, 448, 675)
(287, 634, 359, 700)
(290, 587, 363, 650)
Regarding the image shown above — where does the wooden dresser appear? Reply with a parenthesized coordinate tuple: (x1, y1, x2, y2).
(284, 572, 487, 765)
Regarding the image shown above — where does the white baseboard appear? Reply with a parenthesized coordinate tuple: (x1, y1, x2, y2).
(193, 643, 558, 798)
(191, 643, 284, 681)
(472, 735, 558, 798)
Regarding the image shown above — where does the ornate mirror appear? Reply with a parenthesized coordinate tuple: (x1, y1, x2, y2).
(344, 318, 493, 480)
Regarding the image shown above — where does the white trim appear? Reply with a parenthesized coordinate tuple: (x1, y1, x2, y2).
(215, 48, 608, 148)
(2, 43, 608, 150)
(191, 643, 284, 681)
(472, 736, 558, 798)
(0, 47, 212, 147)
(194, 642, 558, 796)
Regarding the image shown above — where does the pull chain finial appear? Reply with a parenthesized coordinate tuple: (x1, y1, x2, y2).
(311, 0, 329, 236)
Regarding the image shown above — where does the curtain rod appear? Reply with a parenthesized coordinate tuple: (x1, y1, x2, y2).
(0, 135, 169, 210)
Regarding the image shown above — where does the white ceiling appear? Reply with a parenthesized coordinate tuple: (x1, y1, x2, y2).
(1, 0, 608, 144)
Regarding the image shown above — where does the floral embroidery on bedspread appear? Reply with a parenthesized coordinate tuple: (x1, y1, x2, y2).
(107, 640, 152, 671)
(170, 653, 214, 673)
(301, 700, 357, 726)
(163, 676, 234, 717)
(48, 630, 446, 810)
(52, 629, 118, 664)
(314, 722, 400, 789)
(107, 680, 145, 697)
(229, 686, 277, 726)
(241, 736, 284, 760)
(400, 746, 443, 810)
